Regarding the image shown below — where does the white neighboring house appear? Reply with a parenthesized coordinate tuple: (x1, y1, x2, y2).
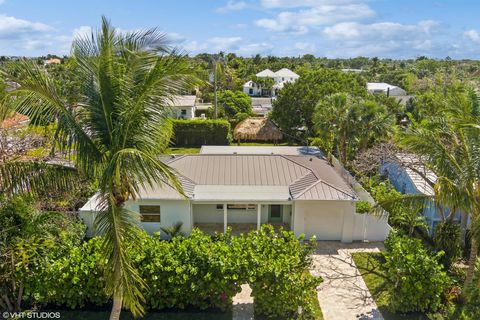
(169, 95, 197, 119)
(79, 146, 390, 242)
(243, 68, 299, 97)
(367, 82, 407, 97)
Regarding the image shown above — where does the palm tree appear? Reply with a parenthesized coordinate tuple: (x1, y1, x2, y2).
(0, 17, 197, 319)
(397, 92, 480, 286)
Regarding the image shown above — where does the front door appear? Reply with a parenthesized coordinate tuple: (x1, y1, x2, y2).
(268, 205, 282, 223)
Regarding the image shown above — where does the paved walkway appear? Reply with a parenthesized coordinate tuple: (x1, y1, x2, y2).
(232, 284, 254, 320)
(310, 241, 385, 320)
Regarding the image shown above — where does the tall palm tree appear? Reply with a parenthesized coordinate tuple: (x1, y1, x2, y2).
(397, 92, 480, 286)
(0, 17, 197, 319)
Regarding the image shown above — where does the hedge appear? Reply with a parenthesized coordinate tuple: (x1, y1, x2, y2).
(172, 119, 231, 146)
(30, 226, 320, 318)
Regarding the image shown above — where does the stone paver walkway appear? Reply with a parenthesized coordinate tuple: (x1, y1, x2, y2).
(232, 284, 254, 320)
(310, 241, 385, 320)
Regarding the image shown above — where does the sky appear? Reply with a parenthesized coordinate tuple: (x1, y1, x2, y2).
(1, 0, 480, 59)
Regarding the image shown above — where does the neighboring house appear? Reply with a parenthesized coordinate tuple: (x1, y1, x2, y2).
(341, 68, 365, 73)
(380, 154, 461, 233)
(367, 82, 407, 96)
(251, 97, 272, 116)
(44, 58, 62, 65)
(80, 146, 390, 242)
(169, 95, 197, 120)
(243, 68, 299, 97)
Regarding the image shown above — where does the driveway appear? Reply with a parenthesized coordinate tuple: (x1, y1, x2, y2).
(310, 241, 384, 320)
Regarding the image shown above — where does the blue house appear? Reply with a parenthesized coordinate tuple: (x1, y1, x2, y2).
(380, 154, 461, 233)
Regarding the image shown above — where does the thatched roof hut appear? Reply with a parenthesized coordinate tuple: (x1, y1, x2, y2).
(233, 117, 283, 143)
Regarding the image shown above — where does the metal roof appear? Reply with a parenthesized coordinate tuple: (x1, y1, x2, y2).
(256, 69, 276, 77)
(394, 154, 436, 196)
(274, 68, 299, 78)
(170, 95, 196, 107)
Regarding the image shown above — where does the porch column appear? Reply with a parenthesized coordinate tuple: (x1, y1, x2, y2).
(223, 203, 227, 233)
(257, 204, 261, 230)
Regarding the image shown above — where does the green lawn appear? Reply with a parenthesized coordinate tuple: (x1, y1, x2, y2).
(163, 147, 200, 154)
(352, 253, 428, 320)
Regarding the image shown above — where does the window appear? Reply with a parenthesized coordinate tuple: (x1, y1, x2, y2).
(139, 205, 160, 222)
(249, 88, 253, 95)
(216, 204, 224, 210)
(180, 109, 187, 116)
(227, 204, 256, 210)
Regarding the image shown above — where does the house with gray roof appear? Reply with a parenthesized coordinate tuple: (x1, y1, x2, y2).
(80, 147, 390, 242)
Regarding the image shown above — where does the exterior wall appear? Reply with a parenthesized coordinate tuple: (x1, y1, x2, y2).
(79, 199, 192, 239)
(380, 161, 460, 233)
(293, 201, 355, 241)
(293, 200, 390, 242)
(125, 199, 192, 236)
(173, 106, 195, 119)
(192, 203, 291, 224)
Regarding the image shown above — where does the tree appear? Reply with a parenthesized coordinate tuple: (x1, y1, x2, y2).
(397, 89, 480, 286)
(313, 93, 394, 164)
(215, 90, 252, 118)
(271, 68, 366, 138)
(0, 17, 196, 319)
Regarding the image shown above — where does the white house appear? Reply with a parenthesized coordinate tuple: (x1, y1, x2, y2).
(80, 146, 390, 242)
(367, 82, 407, 97)
(169, 95, 197, 119)
(243, 68, 300, 97)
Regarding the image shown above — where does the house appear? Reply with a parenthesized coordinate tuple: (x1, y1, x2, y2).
(233, 117, 283, 144)
(44, 58, 62, 65)
(80, 146, 390, 242)
(367, 82, 407, 96)
(169, 95, 197, 119)
(243, 68, 299, 97)
(251, 97, 272, 116)
(380, 154, 461, 232)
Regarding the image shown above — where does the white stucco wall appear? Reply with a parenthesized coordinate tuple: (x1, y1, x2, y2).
(294, 200, 355, 242)
(192, 203, 291, 224)
(79, 199, 192, 238)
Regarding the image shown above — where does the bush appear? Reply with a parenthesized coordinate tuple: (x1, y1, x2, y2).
(135, 229, 245, 311)
(172, 119, 231, 146)
(464, 259, 480, 319)
(238, 226, 321, 319)
(34, 238, 109, 308)
(433, 221, 461, 270)
(384, 233, 450, 313)
(356, 200, 372, 213)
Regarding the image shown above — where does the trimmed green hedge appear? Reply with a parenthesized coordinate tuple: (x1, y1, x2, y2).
(172, 119, 231, 146)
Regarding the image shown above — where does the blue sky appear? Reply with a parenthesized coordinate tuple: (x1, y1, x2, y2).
(1, 0, 480, 58)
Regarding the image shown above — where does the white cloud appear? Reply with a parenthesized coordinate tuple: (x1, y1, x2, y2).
(72, 26, 92, 39)
(322, 20, 443, 57)
(216, 1, 247, 13)
(255, 4, 374, 34)
(0, 14, 52, 39)
(260, 0, 355, 8)
(464, 29, 480, 43)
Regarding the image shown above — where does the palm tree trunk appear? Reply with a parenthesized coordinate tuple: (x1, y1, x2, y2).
(460, 211, 468, 248)
(465, 238, 478, 286)
(109, 291, 123, 320)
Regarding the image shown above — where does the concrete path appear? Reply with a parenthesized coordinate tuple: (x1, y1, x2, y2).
(232, 284, 254, 320)
(310, 241, 385, 320)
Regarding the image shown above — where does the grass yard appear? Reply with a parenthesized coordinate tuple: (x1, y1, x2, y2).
(163, 147, 200, 154)
(352, 253, 428, 320)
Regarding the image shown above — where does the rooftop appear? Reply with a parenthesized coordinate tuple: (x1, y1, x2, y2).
(170, 95, 196, 107)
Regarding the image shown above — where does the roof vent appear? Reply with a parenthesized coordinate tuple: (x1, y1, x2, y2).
(309, 158, 313, 161)
(171, 155, 176, 159)
(233, 152, 237, 155)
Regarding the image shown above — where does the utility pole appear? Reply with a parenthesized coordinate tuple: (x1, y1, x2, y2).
(214, 62, 218, 119)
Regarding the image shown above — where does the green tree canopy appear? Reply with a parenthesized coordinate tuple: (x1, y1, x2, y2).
(271, 68, 367, 138)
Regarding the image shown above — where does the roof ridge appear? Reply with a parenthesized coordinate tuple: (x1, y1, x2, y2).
(279, 154, 317, 178)
(294, 179, 356, 200)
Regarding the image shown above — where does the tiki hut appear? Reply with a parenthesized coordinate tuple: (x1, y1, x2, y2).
(233, 117, 283, 144)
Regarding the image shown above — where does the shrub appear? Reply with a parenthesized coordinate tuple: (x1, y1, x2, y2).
(34, 237, 109, 308)
(384, 234, 450, 313)
(464, 259, 480, 319)
(238, 226, 321, 319)
(433, 221, 461, 270)
(134, 229, 245, 311)
(172, 119, 231, 146)
(356, 200, 372, 213)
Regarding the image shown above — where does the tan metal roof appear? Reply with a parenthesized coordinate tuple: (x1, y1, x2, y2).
(168, 154, 310, 186)
(161, 154, 357, 201)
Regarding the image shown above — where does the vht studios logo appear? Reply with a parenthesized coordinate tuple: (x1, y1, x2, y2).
(2, 312, 61, 319)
